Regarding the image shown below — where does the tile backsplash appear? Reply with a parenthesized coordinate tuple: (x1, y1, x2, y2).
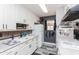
(0, 30, 32, 40)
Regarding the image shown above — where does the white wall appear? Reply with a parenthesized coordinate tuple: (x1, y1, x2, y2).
(0, 4, 39, 29)
(56, 6, 65, 26)
(56, 6, 65, 49)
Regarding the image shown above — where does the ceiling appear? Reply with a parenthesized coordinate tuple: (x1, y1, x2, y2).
(22, 4, 65, 17)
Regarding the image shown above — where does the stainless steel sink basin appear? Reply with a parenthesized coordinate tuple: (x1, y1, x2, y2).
(2, 40, 20, 46)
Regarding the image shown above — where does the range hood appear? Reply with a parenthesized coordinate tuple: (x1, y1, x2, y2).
(62, 5, 79, 22)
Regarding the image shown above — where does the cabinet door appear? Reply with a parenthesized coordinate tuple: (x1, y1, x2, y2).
(5, 6, 16, 30)
(0, 46, 19, 55)
(18, 39, 37, 55)
(16, 6, 27, 24)
(17, 39, 32, 55)
(0, 5, 16, 30)
(17, 43, 29, 55)
(6, 20, 16, 30)
(0, 5, 4, 30)
(28, 38, 37, 54)
(0, 51, 17, 55)
(0, 20, 3, 30)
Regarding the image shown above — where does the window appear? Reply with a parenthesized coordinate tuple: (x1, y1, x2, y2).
(47, 20, 55, 30)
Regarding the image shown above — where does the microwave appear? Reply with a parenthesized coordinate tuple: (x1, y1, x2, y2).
(16, 23, 28, 29)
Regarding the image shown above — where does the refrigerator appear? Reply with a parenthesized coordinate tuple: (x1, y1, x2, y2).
(32, 24, 44, 48)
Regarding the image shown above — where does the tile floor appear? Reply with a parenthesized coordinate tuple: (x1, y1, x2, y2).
(32, 43, 58, 55)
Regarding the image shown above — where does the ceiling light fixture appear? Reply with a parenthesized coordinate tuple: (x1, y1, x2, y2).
(39, 4, 48, 13)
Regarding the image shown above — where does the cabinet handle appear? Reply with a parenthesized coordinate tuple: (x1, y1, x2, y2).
(6, 24, 7, 29)
(3, 24, 4, 29)
(29, 44, 32, 48)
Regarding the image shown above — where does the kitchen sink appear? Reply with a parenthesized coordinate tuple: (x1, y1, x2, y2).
(2, 40, 20, 46)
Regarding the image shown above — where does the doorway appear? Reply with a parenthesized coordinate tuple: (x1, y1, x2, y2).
(40, 16, 56, 43)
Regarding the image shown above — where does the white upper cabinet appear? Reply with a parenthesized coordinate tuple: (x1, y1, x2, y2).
(64, 4, 78, 14)
(56, 4, 78, 26)
(0, 5, 39, 30)
(4, 5, 16, 30)
(0, 5, 5, 30)
(0, 5, 16, 30)
(15, 5, 27, 24)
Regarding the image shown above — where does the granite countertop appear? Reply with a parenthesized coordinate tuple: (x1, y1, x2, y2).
(0, 35, 35, 53)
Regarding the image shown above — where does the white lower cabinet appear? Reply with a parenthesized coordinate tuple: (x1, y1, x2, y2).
(1, 51, 18, 55)
(18, 38, 37, 55)
(0, 38, 37, 55)
(0, 46, 19, 55)
(17, 42, 30, 55)
(30, 39, 37, 54)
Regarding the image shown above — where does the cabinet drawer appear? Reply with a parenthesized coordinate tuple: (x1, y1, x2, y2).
(0, 46, 19, 55)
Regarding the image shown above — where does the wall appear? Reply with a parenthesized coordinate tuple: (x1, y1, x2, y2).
(56, 6, 65, 48)
(56, 6, 65, 26)
(0, 4, 39, 29)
